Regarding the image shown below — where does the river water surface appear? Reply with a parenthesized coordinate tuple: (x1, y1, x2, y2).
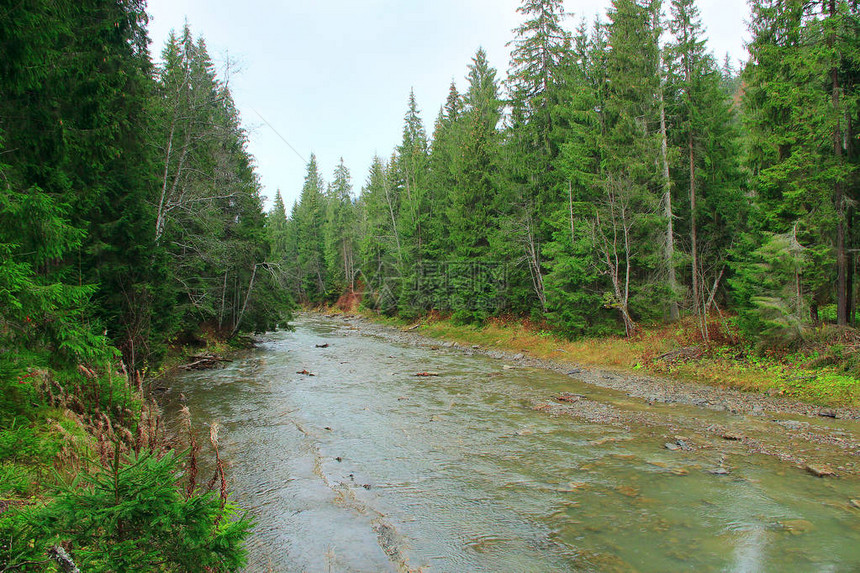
(167, 315, 860, 572)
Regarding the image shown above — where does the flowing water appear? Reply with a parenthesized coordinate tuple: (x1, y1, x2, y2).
(166, 315, 860, 572)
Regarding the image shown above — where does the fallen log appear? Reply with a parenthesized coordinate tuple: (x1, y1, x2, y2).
(413, 372, 439, 377)
(653, 346, 704, 363)
(179, 354, 232, 371)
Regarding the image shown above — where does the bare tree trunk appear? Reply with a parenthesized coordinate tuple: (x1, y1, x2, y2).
(523, 211, 547, 312)
(384, 175, 403, 266)
(690, 131, 704, 339)
(593, 177, 638, 336)
(218, 269, 228, 330)
(232, 264, 259, 336)
(156, 122, 175, 242)
(659, 89, 679, 321)
(704, 266, 725, 312)
(568, 179, 576, 247)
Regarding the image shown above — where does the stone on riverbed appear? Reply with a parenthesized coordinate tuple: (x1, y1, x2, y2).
(805, 464, 836, 477)
(706, 467, 730, 476)
(778, 519, 814, 535)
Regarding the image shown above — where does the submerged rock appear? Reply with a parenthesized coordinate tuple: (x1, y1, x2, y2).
(778, 519, 814, 535)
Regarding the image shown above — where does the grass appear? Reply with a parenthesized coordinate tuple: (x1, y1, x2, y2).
(345, 308, 860, 409)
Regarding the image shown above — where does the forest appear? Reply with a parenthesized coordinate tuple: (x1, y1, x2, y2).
(0, 0, 858, 570)
(277, 0, 859, 352)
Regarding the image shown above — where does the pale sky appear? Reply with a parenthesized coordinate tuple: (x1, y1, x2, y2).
(145, 0, 751, 210)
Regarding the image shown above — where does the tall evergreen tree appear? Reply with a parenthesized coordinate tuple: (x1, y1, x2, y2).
(742, 0, 859, 332)
(0, 0, 162, 368)
(501, 0, 573, 314)
(449, 48, 502, 261)
(596, 0, 668, 332)
(666, 0, 746, 335)
(294, 154, 328, 301)
(324, 159, 357, 295)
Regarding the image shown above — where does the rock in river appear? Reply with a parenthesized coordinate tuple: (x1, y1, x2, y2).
(806, 464, 836, 477)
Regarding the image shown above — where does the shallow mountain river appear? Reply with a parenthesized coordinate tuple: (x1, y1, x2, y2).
(166, 315, 860, 572)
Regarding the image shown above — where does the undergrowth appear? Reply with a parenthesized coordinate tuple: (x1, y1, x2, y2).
(0, 353, 251, 571)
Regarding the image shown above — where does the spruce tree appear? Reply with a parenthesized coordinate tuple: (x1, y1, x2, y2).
(743, 0, 859, 330)
(666, 0, 746, 335)
(324, 159, 357, 296)
(598, 0, 667, 332)
(295, 154, 328, 301)
(501, 0, 573, 314)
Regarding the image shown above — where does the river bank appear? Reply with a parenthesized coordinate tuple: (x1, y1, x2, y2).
(325, 312, 860, 479)
(166, 314, 860, 571)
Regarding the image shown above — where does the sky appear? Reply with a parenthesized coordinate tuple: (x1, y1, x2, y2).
(145, 0, 751, 211)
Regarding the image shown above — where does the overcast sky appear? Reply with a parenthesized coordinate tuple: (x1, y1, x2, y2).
(145, 0, 751, 211)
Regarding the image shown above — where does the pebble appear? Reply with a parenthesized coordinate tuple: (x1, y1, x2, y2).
(674, 437, 693, 451)
(513, 353, 524, 360)
(665, 442, 681, 451)
(706, 467, 730, 475)
(776, 419, 807, 430)
(805, 464, 836, 477)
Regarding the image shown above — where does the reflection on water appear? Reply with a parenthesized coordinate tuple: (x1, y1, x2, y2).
(167, 316, 860, 572)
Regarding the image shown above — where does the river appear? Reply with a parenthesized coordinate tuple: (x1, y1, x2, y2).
(166, 314, 860, 572)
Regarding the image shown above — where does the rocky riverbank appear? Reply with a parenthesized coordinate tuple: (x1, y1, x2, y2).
(331, 313, 860, 480)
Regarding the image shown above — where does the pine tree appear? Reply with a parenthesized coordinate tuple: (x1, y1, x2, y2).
(394, 91, 430, 315)
(545, 19, 616, 336)
(356, 156, 403, 313)
(586, 0, 668, 333)
(295, 154, 328, 301)
(743, 0, 859, 330)
(0, 0, 161, 368)
(501, 0, 573, 314)
(666, 0, 746, 336)
(324, 159, 357, 295)
(426, 81, 464, 259)
(448, 48, 502, 261)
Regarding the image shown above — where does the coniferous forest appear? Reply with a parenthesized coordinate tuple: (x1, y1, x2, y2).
(280, 0, 859, 350)
(1, 0, 859, 570)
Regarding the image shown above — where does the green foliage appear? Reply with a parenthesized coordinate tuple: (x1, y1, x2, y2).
(730, 231, 813, 348)
(2, 449, 250, 572)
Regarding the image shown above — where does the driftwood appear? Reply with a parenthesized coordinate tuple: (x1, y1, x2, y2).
(48, 546, 80, 573)
(403, 323, 421, 332)
(179, 354, 232, 371)
(413, 372, 439, 377)
(315, 343, 329, 348)
(296, 369, 315, 376)
(653, 346, 704, 363)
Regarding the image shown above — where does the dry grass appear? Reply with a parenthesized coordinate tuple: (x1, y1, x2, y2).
(391, 313, 860, 408)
